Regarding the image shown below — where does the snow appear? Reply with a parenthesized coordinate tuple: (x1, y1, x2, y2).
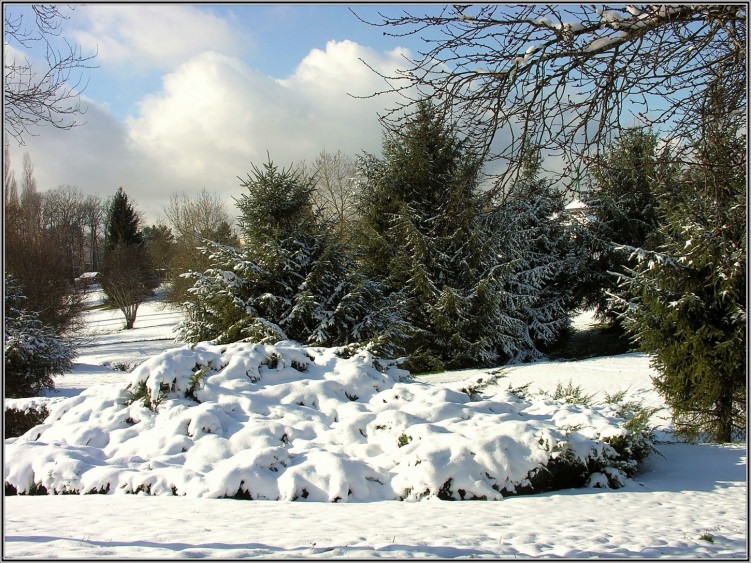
(3, 295, 747, 558)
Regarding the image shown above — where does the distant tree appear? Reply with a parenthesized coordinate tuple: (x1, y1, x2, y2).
(163, 189, 239, 305)
(100, 246, 155, 330)
(42, 185, 90, 280)
(4, 152, 84, 332)
(3, 4, 96, 145)
(142, 222, 176, 281)
(4, 275, 75, 398)
(617, 83, 746, 442)
(302, 150, 361, 243)
(101, 188, 154, 329)
(81, 194, 104, 272)
(105, 187, 143, 251)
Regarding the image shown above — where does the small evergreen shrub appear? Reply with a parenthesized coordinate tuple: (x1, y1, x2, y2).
(4, 404, 49, 438)
(551, 380, 594, 405)
(4, 275, 74, 398)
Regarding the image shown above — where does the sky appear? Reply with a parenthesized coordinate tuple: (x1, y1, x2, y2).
(4, 3, 443, 223)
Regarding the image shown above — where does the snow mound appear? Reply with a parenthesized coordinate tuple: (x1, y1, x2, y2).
(5, 341, 650, 501)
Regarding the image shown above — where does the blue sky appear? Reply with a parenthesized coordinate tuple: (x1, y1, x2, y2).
(4, 3, 443, 222)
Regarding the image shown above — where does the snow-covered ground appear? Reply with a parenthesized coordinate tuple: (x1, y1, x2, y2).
(3, 290, 747, 559)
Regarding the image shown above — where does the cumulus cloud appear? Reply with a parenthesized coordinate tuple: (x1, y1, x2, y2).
(125, 40, 411, 192)
(69, 5, 245, 72)
(7, 40, 413, 223)
(5, 101, 192, 222)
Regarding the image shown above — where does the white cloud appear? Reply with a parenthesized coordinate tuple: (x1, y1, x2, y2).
(7, 41, 413, 224)
(69, 5, 245, 72)
(125, 40, 411, 192)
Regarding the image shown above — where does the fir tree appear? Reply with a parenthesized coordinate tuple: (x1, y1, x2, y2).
(177, 157, 406, 351)
(4, 275, 74, 397)
(617, 84, 746, 442)
(105, 187, 143, 251)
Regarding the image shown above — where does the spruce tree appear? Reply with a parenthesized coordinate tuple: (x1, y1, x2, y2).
(582, 129, 664, 321)
(178, 157, 404, 350)
(101, 187, 154, 329)
(357, 100, 525, 369)
(4, 275, 74, 397)
(495, 157, 578, 352)
(105, 187, 143, 251)
(617, 84, 746, 442)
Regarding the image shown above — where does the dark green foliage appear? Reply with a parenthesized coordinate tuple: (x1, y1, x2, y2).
(105, 187, 143, 251)
(581, 128, 667, 321)
(493, 160, 579, 352)
(617, 84, 746, 442)
(178, 157, 405, 351)
(4, 404, 49, 438)
(236, 158, 318, 247)
(101, 188, 156, 329)
(357, 100, 510, 367)
(4, 275, 74, 398)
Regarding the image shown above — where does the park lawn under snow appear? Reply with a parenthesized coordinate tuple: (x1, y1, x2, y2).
(3, 289, 747, 558)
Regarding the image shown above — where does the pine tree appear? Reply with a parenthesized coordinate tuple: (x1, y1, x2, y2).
(617, 83, 746, 442)
(177, 157, 406, 351)
(4, 275, 74, 397)
(582, 129, 664, 321)
(105, 187, 142, 251)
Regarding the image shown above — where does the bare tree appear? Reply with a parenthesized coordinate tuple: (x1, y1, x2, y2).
(358, 4, 746, 196)
(100, 245, 153, 330)
(164, 189, 237, 244)
(42, 186, 88, 280)
(163, 189, 238, 305)
(302, 150, 361, 242)
(4, 4, 97, 145)
(82, 194, 104, 272)
(4, 154, 84, 333)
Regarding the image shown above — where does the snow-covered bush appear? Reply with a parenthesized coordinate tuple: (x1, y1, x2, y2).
(4, 276, 75, 398)
(4, 403, 49, 439)
(5, 342, 655, 500)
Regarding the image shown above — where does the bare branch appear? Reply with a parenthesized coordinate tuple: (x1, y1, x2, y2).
(359, 4, 746, 197)
(4, 5, 97, 145)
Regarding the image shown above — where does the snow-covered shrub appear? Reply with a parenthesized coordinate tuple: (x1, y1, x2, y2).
(4, 403, 49, 438)
(5, 342, 655, 500)
(4, 275, 75, 398)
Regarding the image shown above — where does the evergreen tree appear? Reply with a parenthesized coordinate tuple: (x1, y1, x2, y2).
(105, 187, 142, 251)
(357, 100, 539, 369)
(495, 157, 578, 352)
(101, 188, 154, 329)
(617, 84, 746, 442)
(178, 158, 406, 351)
(582, 129, 664, 321)
(4, 275, 74, 397)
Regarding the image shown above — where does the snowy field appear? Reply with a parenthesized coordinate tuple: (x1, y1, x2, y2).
(3, 289, 747, 559)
